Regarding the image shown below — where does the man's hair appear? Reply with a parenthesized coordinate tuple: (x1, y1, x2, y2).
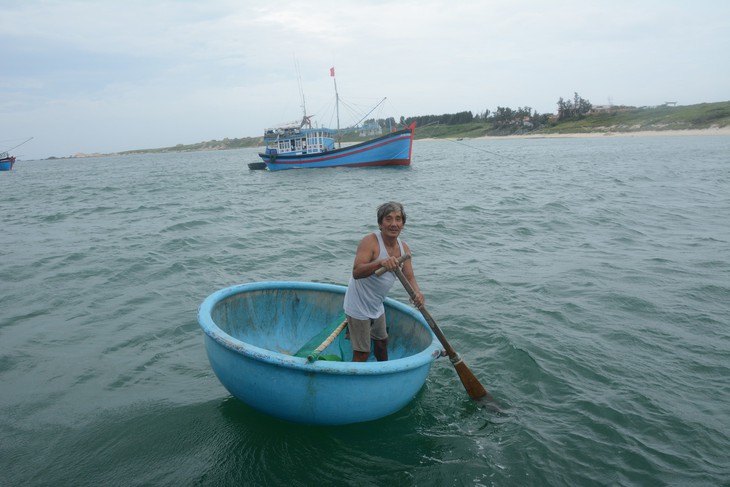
(377, 201, 406, 225)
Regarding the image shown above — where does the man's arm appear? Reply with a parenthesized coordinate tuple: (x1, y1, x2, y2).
(352, 234, 400, 279)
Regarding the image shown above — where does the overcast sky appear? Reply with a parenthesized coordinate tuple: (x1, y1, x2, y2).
(3, 0, 729, 160)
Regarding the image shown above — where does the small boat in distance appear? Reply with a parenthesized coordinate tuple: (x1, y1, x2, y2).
(0, 137, 33, 171)
(253, 68, 416, 170)
(0, 152, 16, 171)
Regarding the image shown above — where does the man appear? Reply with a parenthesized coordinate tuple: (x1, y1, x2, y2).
(343, 201, 425, 362)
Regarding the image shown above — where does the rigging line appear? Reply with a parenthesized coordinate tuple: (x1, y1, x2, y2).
(416, 124, 525, 163)
(4, 137, 34, 152)
(337, 98, 360, 121)
(294, 59, 306, 114)
(445, 138, 525, 164)
(351, 97, 387, 128)
(338, 97, 375, 121)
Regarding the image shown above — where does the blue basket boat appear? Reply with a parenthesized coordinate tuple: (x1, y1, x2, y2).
(197, 281, 442, 425)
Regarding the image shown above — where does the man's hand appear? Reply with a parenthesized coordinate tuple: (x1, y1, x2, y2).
(379, 255, 400, 273)
(410, 291, 425, 309)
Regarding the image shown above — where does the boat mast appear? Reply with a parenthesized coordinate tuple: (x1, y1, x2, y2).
(331, 67, 341, 148)
(295, 59, 311, 129)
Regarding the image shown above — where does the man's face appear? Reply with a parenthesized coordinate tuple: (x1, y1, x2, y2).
(379, 211, 404, 238)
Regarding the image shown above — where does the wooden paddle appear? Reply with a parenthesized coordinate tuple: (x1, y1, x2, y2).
(294, 314, 347, 361)
(306, 319, 347, 363)
(377, 254, 491, 400)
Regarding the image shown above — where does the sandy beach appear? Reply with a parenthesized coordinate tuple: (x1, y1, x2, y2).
(470, 126, 730, 141)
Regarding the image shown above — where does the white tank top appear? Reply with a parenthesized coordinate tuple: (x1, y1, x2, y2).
(343, 231, 405, 320)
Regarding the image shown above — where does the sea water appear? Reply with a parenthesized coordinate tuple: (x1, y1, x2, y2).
(1, 135, 729, 486)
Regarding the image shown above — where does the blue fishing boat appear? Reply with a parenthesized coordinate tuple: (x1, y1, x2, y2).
(0, 153, 15, 171)
(258, 124, 416, 171)
(1, 137, 33, 171)
(253, 68, 416, 171)
(197, 281, 442, 425)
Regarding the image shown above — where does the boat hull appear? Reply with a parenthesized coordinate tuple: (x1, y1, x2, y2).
(0, 157, 15, 171)
(258, 127, 415, 171)
(198, 281, 441, 425)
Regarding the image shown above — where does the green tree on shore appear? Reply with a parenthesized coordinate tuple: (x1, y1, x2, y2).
(557, 92, 593, 121)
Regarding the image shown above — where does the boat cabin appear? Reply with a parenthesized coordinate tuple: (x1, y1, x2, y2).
(263, 127, 336, 156)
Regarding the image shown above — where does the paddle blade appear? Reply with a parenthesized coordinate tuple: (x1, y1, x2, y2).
(452, 359, 489, 400)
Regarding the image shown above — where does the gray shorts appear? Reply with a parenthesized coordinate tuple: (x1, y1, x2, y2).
(346, 314, 388, 352)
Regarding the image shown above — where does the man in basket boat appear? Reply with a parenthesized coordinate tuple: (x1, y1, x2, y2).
(344, 201, 426, 362)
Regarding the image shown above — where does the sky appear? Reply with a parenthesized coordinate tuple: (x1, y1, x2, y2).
(2, 0, 729, 160)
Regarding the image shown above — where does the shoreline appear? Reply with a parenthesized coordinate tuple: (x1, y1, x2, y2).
(418, 126, 730, 142)
(36, 127, 730, 160)
(478, 126, 730, 140)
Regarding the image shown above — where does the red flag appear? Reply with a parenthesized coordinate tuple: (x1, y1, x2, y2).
(329, 67, 335, 77)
